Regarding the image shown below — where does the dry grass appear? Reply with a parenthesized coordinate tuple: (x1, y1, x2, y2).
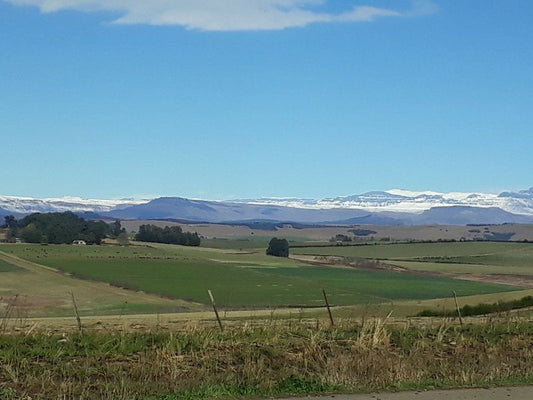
(1, 316, 532, 399)
(121, 221, 533, 242)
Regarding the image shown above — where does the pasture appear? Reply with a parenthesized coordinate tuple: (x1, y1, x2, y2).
(0, 258, 22, 273)
(292, 241, 533, 280)
(0, 247, 203, 317)
(0, 241, 522, 317)
(2, 239, 533, 400)
(291, 241, 533, 260)
(122, 221, 533, 242)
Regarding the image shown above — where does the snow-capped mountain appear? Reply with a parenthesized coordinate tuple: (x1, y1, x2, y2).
(1, 188, 532, 225)
(236, 188, 533, 217)
(0, 195, 144, 215)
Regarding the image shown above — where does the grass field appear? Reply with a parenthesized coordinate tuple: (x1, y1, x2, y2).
(292, 241, 533, 260)
(0, 242, 521, 317)
(0, 248, 204, 317)
(1, 320, 532, 399)
(0, 259, 21, 273)
(122, 221, 533, 242)
(292, 242, 533, 279)
(1, 240, 532, 399)
(1, 238, 531, 399)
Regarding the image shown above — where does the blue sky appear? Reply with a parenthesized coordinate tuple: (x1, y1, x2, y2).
(1, 1, 532, 200)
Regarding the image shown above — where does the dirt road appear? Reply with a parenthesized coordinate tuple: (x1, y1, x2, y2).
(272, 386, 532, 400)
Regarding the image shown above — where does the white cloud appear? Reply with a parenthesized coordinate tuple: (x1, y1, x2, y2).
(4, 0, 437, 31)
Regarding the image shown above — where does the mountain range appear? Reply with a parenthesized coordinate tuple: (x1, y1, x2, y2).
(1, 188, 533, 226)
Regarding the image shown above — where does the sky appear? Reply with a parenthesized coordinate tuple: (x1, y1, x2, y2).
(1, 0, 532, 200)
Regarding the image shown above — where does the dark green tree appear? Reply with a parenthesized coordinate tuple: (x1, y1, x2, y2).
(21, 223, 42, 243)
(111, 220, 124, 238)
(3, 215, 19, 240)
(3, 215, 17, 229)
(135, 224, 200, 246)
(266, 237, 289, 257)
(18, 212, 111, 244)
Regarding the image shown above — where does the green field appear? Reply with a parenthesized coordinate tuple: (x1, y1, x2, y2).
(0, 258, 22, 272)
(292, 241, 533, 260)
(0, 242, 520, 312)
(292, 241, 533, 276)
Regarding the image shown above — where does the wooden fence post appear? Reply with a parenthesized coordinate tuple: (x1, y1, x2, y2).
(323, 289, 334, 327)
(208, 290, 223, 332)
(70, 291, 83, 334)
(453, 291, 463, 325)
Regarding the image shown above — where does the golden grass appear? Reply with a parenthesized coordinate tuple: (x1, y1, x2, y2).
(1, 317, 532, 399)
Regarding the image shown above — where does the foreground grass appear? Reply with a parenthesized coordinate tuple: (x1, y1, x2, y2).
(1, 319, 532, 399)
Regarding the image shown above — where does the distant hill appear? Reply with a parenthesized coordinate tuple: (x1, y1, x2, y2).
(106, 198, 533, 226)
(1, 187, 533, 226)
(105, 197, 374, 224)
(409, 206, 533, 225)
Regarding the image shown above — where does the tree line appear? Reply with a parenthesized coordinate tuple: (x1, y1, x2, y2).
(2, 212, 111, 245)
(135, 224, 201, 246)
(2, 214, 200, 247)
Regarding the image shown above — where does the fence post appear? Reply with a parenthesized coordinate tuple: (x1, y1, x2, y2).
(323, 289, 334, 327)
(208, 290, 223, 332)
(453, 291, 463, 325)
(70, 291, 83, 334)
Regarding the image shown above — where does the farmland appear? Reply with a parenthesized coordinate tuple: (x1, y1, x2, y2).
(0, 240, 526, 318)
(1, 239, 533, 400)
(0, 247, 203, 317)
(121, 221, 533, 242)
(291, 241, 533, 283)
(291, 241, 533, 261)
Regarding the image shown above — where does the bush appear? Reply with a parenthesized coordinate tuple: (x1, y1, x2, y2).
(416, 296, 533, 317)
(266, 238, 289, 257)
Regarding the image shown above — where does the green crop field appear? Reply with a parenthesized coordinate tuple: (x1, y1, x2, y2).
(291, 241, 533, 260)
(0, 242, 520, 314)
(292, 241, 533, 277)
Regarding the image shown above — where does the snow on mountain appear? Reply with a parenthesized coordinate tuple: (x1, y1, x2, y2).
(236, 189, 533, 216)
(0, 195, 146, 215)
(1, 187, 532, 221)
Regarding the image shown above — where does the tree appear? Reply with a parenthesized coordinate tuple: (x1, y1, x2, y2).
(266, 237, 289, 257)
(135, 224, 200, 246)
(3, 215, 18, 241)
(21, 223, 42, 243)
(111, 220, 124, 238)
(17, 212, 111, 244)
(3, 215, 17, 229)
(117, 231, 130, 246)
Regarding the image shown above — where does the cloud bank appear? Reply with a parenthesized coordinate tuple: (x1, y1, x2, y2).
(5, 0, 437, 31)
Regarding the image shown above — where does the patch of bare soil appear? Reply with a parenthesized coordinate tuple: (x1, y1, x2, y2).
(0, 294, 62, 312)
(271, 386, 533, 400)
